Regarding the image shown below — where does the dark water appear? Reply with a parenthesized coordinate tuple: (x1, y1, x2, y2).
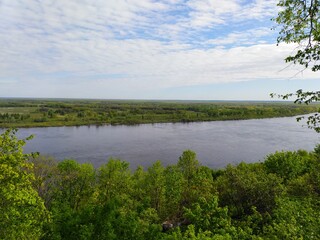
(12, 116, 320, 169)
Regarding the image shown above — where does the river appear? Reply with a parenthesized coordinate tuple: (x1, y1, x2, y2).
(11, 116, 320, 169)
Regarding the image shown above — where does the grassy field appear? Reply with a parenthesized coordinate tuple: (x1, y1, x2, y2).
(0, 98, 318, 128)
(0, 107, 37, 114)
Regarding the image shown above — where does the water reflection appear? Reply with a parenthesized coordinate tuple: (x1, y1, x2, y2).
(10, 116, 320, 170)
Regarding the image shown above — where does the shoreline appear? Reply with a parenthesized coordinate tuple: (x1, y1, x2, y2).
(0, 99, 317, 129)
(0, 113, 312, 129)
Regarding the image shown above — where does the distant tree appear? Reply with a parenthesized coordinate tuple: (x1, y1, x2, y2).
(273, 0, 320, 132)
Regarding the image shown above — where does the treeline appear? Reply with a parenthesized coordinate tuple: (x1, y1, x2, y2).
(0, 113, 31, 121)
(0, 99, 318, 127)
(1, 129, 320, 239)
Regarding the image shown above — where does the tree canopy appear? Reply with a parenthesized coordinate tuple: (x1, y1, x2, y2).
(0, 129, 48, 239)
(1, 129, 320, 239)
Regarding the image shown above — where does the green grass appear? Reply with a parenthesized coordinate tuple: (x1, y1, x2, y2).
(0, 107, 37, 114)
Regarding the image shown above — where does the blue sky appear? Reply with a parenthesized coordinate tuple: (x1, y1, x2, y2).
(0, 0, 318, 100)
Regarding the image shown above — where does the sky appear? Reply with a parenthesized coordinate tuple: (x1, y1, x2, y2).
(0, 0, 318, 100)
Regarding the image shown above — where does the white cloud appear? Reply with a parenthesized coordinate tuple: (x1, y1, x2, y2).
(148, 0, 279, 42)
(207, 27, 274, 46)
(0, 0, 316, 99)
(239, 0, 279, 19)
(187, 0, 240, 27)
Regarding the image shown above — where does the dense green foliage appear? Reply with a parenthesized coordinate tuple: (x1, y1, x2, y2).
(0, 129, 48, 239)
(0, 98, 318, 127)
(1, 129, 320, 239)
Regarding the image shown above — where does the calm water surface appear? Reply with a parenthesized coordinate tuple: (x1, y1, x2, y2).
(13, 116, 320, 169)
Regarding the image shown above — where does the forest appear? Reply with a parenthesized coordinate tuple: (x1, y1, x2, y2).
(2, 128, 320, 239)
(2, 0, 320, 238)
(0, 99, 318, 128)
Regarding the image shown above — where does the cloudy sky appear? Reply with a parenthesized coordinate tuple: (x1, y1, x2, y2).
(0, 0, 318, 100)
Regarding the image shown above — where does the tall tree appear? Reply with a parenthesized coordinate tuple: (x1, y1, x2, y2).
(273, 0, 320, 132)
(0, 129, 48, 239)
(145, 161, 166, 218)
(97, 158, 132, 203)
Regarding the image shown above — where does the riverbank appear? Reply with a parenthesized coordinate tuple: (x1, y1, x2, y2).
(0, 98, 318, 128)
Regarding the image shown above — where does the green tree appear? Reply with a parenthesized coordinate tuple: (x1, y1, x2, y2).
(273, 0, 320, 132)
(177, 150, 200, 184)
(132, 166, 148, 208)
(184, 196, 236, 236)
(163, 165, 184, 220)
(145, 160, 166, 218)
(275, 0, 320, 71)
(263, 197, 320, 239)
(0, 129, 48, 239)
(264, 150, 313, 181)
(44, 160, 96, 240)
(55, 159, 95, 210)
(313, 143, 320, 159)
(216, 163, 284, 218)
(97, 158, 132, 203)
(177, 150, 200, 207)
(30, 155, 59, 208)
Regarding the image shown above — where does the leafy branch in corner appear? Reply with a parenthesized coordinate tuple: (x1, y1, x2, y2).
(272, 0, 320, 133)
(271, 90, 320, 132)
